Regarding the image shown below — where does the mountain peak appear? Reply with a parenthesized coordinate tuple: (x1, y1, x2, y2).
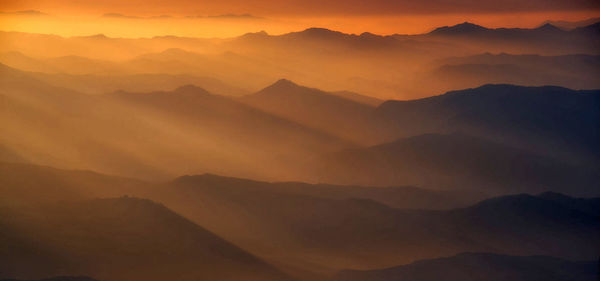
(257, 78, 302, 92)
(272, 78, 296, 86)
(535, 23, 563, 32)
(173, 84, 212, 95)
(239, 30, 269, 39)
(290, 27, 346, 38)
(302, 27, 337, 34)
(430, 22, 488, 34)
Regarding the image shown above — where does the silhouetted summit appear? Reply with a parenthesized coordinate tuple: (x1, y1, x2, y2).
(430, 22, 489, 34)
(172, 84, 212, 95)
(534, 23, 563, 32)
(263, 78, 298, 91)
(242, 79, 374, 142)
(286, 27, 346, 39)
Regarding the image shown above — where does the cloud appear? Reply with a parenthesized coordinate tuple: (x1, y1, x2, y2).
(102, 12, 260, 20)
(102, 13, 142, 19)
(0, 10, 48, 16)
(186, 14, 264, 20)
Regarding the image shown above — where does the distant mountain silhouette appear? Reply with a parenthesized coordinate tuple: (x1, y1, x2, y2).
(374, 84, 600, 165)
(572, 22, 600, 34)
(428, 22, 564, 37)
(428, 53, 600, 91)
(172, 172, 484, 209)
(316, 133, 600, 195)
(242, 79, 374, 143)
(2, 22, 598, 100)
(429, 22, 490, 34)
(334, 253, 597, 281)
(424, 22, 599, 54)
(0, 52, 248, 95)
(0, 197, 295, 281)
(541, 17, 600, 30)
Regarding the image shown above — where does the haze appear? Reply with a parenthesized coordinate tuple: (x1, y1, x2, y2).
(1, 0, 599, 281)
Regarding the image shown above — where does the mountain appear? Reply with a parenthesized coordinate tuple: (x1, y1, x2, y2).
(316, 133, 600, 195)
(541, 17, 600, 30)
(427, 53, 600, 91)
(104, 84, 350, 171)
(374, 84, 600, 165)
(537, 192, 600, 216)
(0, 162, 476, 281)
(0, 63, 349, 180)
(0, 197, 294, 281)
(170, 173, 484, 209)
(125, 48, 284, 90)
(334, 253, 597, 281)
(1, 162, 598, 277)
(328, 90, 383, 106)
(0, 161, 482, 211)
(428, 22, 565, 37)
(0, 49, 279, 91)
(2, 23, 598, 100)
(157, 177, 600, 270)
(0, 162, 145, 206)
(0, 58, 249, 95)
(241, 79, 374, 143)
(425, 22, 599, 55)
(429, 22, 490, 34)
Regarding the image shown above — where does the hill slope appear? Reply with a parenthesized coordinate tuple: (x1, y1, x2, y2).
(316, 133, 600, 195)
(374, 84, 600, 165)
(241, 79, 374, 143)
(0, 63, 348, 180)
(0, 197, 294, 281)
(334, 253, 597, 281)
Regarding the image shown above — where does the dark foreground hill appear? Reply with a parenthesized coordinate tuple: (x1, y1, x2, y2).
(334, 253, 597, 281)
(0, 197, 294, 281)
(1, 162, 598, 278)
(159, 178, 600, 272)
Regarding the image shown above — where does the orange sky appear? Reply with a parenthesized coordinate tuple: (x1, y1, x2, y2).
(0, 0, 599, 37)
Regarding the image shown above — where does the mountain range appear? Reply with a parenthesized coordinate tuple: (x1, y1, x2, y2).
(1, 162, 598, 280)
(2, 62, 598, 195)
(1, 21, 598, 99)
(0, 63, 349, 180)
(1, 15, 600, 281)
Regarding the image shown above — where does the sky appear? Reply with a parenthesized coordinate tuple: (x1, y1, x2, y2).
(0, 0, 599, 37)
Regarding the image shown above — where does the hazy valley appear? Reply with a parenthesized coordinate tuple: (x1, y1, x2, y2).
(1, 11, 599, 281)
